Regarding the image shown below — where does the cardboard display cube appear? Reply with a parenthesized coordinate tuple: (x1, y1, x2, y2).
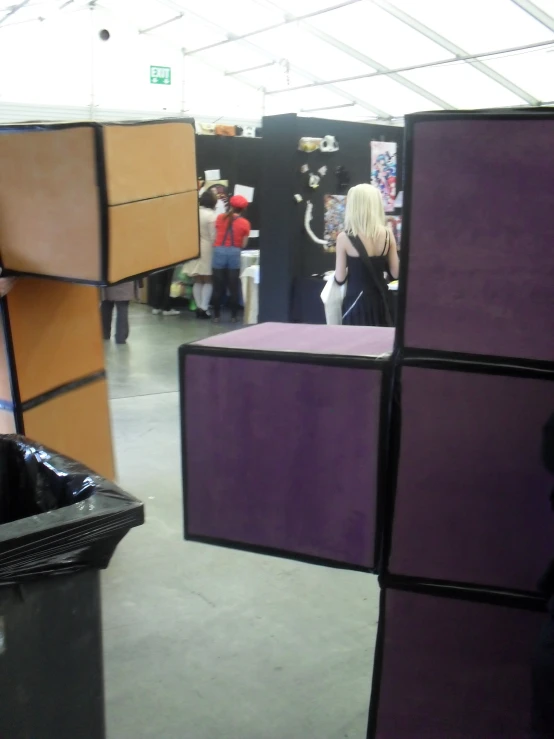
(388, 365, 554, 593)
(400, 111, 554, 364)
(181, 323, 394, 569)
(369, 585, 545, 739)
(0, 119, 199, 285)
(0, 279, 115, 479)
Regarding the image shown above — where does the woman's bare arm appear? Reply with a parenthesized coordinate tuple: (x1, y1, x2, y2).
(387, 230, 400, 279)
(335, 232, 348, 283)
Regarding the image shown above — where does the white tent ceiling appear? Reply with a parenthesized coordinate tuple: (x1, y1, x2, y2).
(1, 0, 554, 123)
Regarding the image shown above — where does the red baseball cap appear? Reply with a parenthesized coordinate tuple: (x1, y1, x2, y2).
(230, 194, 248, 209)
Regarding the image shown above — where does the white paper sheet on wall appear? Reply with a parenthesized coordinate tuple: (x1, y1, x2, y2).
(205, 169, 220, 180)
(250, 230, 259, 238)
(234, 184, 255, 202)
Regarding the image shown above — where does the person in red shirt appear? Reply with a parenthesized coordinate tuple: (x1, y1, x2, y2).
(211, 194, 251, 322)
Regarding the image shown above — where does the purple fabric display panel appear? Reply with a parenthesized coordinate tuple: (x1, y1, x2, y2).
(403, 117, 554, 362)
(193, 322, 395, 357)
(372, 588, 545, 738)
(389, 367, 554, 591)
(184, 354, 382, 568)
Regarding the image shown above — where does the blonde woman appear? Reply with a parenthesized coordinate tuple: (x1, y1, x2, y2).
(335, 183, 399, 326)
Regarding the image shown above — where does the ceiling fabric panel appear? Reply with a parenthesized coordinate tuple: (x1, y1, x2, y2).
(168, 0, 284, 36)
(485, 49, 554, 102)
(335, 76, 444, 116)
(264, 85, 361, 116)
(308, 2, 456, 67)
(239, 65, 313, 92)
(1, 0, 554, 122)
(401, 63, 533, 109)
(196, 42, 271, 74)
(251, 25, 373, 80)
(386, 0, 554, 52)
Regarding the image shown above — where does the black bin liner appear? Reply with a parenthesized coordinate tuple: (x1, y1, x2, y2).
(0, 434, 144, 584)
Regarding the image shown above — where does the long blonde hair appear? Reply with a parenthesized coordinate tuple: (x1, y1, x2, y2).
(344, 183, 385, 240)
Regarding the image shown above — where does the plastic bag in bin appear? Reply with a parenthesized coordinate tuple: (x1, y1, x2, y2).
(0, 435, 144, 584)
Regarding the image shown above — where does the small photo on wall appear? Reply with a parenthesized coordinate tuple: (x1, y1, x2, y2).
(371, 141, 397, 213)
(324, 194, 346, 247)
(386, 215, 402, 249)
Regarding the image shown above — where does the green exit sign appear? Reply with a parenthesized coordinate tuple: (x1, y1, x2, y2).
(150, 66, 171, 85)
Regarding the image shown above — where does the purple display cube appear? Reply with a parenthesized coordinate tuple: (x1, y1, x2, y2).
(180, 323, 394, 569)
(389, 366, 554, 593)
(370, 586, 545, 739)
(401, 113, 554, 364)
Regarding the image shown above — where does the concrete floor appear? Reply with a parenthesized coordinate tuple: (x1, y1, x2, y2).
(102, 305, 378, 739)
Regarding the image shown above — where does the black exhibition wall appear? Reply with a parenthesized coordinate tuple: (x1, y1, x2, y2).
(259, 114, 403, 323)
(294, 116, 403, 277)
(195, 134, 262, 233)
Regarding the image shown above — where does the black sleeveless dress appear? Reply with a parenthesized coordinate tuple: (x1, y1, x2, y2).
(340, 234, 393, 327)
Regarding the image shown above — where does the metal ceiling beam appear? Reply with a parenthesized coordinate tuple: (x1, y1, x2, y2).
(511, 0, 554, 32)
(0, 0, 30, 25)
(139, 13, 183, 34)
(371, 0, 539, 105)
(265, 38, 554, 94)
(158, 0, 393, 118)
(298, 22, 455, 110)
(179, 0, 362, 55)
(254, 0, 454, 109)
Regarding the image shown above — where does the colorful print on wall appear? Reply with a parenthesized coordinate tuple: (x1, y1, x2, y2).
(371, 141, 397, 213)
(323, 194, 346, 247)
(386, 215, 402, 249)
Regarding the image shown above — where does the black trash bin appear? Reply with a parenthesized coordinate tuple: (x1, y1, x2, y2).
(0, 435, 144, 739)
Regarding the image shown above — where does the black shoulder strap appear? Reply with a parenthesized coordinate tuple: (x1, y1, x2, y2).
(349, 235, 393, 327)
(222, 217, 236, 247)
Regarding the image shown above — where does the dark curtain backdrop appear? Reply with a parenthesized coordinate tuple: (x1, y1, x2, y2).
(292, 117, 404, 277)
(195, 135, 262, 233)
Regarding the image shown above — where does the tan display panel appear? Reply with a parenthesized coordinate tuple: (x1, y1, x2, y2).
(104, 121, 196, 204)
(0, 119, 199, 284)
(0, 126, 101, 281)
(7, 280, 104, 402)
(108, 190, 200, 284)
(0, 278, 115, 481)
(23, 379, 115, 480)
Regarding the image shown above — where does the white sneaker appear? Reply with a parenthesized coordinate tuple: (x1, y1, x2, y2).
(152, 308, 162, 315)
(163, 309, 180, 316)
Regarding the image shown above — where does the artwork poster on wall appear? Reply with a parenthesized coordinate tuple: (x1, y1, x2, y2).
(371, 141, 397, 213)
(386, 215, 402, 249)
(323, 194, 346, 247)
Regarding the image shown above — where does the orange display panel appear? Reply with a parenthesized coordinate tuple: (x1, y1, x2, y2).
(104, 121, 196, 205)
(0, 119, 199, 284)
(23, 379, 115, 480)
(108, 190, 200, 284)
(0, 126, 101, 281)
(6, 280, 104, 403)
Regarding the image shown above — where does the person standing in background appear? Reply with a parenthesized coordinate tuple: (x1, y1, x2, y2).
(334, 183, 399, 326)
(101, 280, 136, 345)
(211, 194, 250, 323)
(150, 268, 180, 317)
(182, 190, 217, 319)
